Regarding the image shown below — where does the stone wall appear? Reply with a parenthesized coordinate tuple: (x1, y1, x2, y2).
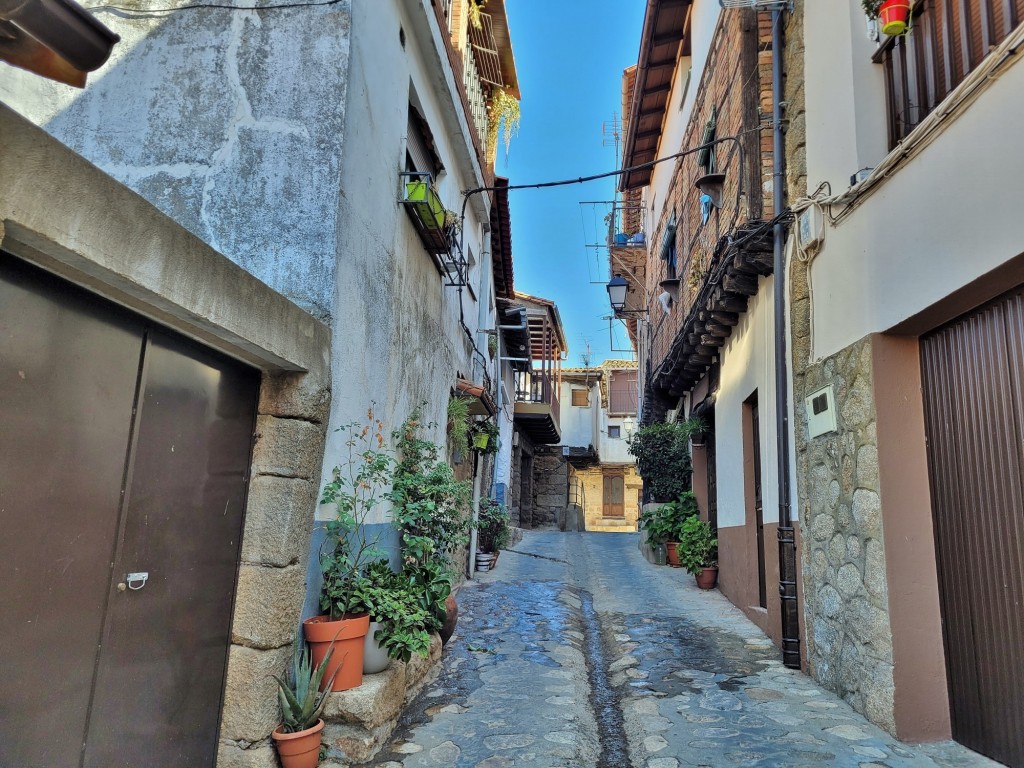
(531, 447, 567, 529)
(792, 335, 896, 731)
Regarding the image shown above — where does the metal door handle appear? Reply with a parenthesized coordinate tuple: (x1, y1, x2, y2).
(126, 572, 149, 590)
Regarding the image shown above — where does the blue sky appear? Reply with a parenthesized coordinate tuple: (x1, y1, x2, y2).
(498, 2, 646, 367)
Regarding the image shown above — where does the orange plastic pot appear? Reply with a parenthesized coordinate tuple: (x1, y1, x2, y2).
(879, 0, 911, 35)
(303, 613, 370, 691)
(272, 719, 324, 768)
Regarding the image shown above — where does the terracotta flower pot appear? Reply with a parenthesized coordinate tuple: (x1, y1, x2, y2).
(695, 566, 719, 590)
(439, 594, 458, 645)
(879, 0, 912, 35)
(303, 613, 370, 691)
(272, 718, 324, 768)
(666, 541, 681, 567)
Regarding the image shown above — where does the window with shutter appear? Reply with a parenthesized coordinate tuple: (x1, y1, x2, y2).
(571, 388, 589, 407)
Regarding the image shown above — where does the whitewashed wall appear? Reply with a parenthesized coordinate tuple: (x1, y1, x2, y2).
(804, 0, 1024, 359)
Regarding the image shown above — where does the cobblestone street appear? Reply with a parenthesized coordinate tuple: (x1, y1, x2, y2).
(367, 531, 998, 768)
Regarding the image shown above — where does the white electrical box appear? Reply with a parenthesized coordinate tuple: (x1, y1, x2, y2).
(805, 385, 837, 438)
(797, 205, 824, 252)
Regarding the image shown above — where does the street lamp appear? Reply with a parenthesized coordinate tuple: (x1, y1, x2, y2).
(606, 274, 629, 313)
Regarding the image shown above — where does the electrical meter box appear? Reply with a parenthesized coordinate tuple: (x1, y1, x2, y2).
(797, 205, 824, 252)
(805, 385, 837, 438)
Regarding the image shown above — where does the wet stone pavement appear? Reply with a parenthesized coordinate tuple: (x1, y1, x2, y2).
(366, 531, 999, 768)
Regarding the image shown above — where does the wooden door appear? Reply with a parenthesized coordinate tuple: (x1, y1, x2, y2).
(603, 473, 625, 517)
(920, 287, 1024, 767)
(0, 256, 258, 767)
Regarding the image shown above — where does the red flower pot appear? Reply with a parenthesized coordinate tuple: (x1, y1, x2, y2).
(303, 613, 370, 691)
(272, 719, 324, 768)
(879, 0, 911, 36)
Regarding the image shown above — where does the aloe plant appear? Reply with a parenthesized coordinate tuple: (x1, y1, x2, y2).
(273, 643, 338, 734)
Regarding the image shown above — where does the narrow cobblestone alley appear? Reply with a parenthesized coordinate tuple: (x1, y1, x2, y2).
(365, 531, 999, 768)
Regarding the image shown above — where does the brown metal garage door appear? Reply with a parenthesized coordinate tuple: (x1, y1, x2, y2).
(920, 287, 1024, 768)
(0, 255, 258, 767)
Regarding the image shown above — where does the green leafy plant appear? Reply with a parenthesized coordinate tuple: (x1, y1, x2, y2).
(487, 334, 498, 359)
(446, 396, 471, 460)
(638, 492, 699, 544)
(392, 409, 472, 576)
(677, 516, 718, 576)
(627, 420, 703, 501)
(318, 409, 391, 621)
(272, 642, 338, 733)
(352, 560, 432, 663)
(861, 0, 882, 18)
(475, 500, 511, 553)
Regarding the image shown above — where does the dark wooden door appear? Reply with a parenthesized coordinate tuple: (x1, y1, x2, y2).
(920, 287, 1024, 767)
(603, 473, 625, 517)
(0, 256, 258, 767)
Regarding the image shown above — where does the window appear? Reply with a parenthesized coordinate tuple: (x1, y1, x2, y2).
(571, 388, 589, 407)
(608, 371, 638, 415)
(608, 425, 621, 439)
(874, 0, 1024, 148)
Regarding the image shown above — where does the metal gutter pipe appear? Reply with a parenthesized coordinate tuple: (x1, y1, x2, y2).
(771, 6, 801, 670)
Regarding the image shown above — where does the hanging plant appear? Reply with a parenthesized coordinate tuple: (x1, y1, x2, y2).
(486, 88, 521, 161)
(447, 396, 471, 459)
(468, 0, 486, 29)
(861, 0, 882, 17)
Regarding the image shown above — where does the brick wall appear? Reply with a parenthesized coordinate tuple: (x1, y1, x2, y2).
(643, 9, 775, 379)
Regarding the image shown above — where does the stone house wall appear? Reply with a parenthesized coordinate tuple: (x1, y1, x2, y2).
(532, 447, 568, 529)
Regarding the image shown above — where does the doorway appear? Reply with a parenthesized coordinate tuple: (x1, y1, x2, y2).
(0, 256, 259, 767)
(920, 286, 1024, 767)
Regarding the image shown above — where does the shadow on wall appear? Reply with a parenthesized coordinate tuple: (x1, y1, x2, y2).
(8, 1, 354, 320)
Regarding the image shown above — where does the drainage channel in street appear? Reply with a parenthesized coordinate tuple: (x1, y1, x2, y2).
(575, 587, 631, 768)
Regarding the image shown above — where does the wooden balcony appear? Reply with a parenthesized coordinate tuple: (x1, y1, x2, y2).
(510, 293, 566, 444)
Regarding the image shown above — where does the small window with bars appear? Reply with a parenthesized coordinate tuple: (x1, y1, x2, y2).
(608, 425, 622, 439)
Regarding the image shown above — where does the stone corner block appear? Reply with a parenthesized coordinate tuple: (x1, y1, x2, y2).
(231, 563, 305, 649)
(242, 475, 316, 567)
(403, 634, 442, 703)
(259, 370, 331, 424)
(216, 742, 278, 768)
(323, 719, 396, 764)
(220, 644, 292, 743)
(252, 415, 325, 479)
(323, 663, 407, 728)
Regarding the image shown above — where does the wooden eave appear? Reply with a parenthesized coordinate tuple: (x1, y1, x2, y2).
(620, 0, 692, 192)
(490, 177, 515, 299)
(642, 221, 774, 424)
(515, 291, 567, 358)
(477, 0, 519, 98)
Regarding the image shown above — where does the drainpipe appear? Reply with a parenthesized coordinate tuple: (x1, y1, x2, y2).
(466, 450, 484, 580)
(771, 6, 801, 670)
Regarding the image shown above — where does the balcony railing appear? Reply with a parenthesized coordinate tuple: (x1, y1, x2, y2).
(514, 368, 560, 425)
(463, 48, 490, 150)
(875, 0, 1024, 147)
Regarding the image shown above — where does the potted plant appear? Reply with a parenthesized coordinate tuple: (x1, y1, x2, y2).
(862, 0, 912, 36)
(677, 515, 719, 589)
(271, 642, 338, 768)
(447, 395, 471, 460)
(352, 559, 433, 672)
(471, 418, 500, 454)
(639, 492, 699, 566)
(405, 176, 446, 230)
(475, 500, 511, 570)
(391, 409, 471, 644)
(304, 410, 391, 691)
